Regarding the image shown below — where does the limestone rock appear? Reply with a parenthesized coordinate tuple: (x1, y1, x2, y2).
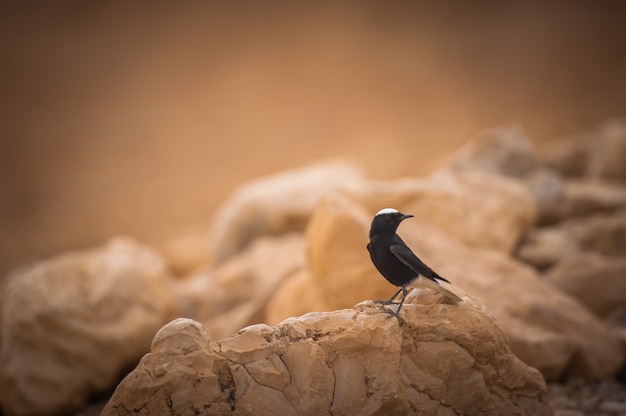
(305, 193, 391, 310)
(103, 298, 552, 416)
(157, 229, 211, 276)
(543, 252, 626, 318)
(207, 161, 364, 264)
(265, 269, 327, 324)
(173, 233, 305, 340)
(448, 125, 541, 176)
(515, 227, 580, 270)
(562, 180, 626, 219)
(0, 237, 178, 416)
(447, 125, 566, 224)
(346, 170, 536, 254)
(543, 119, 626, 183)
(269, 198, 623, 380)
(517, 210, 626, 269)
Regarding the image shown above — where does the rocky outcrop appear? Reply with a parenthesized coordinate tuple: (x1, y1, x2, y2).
(543, 252, 626, 318)
(447, 125, 566, 224)
(4, 121, 626, 416)
(0, 238, 178, 416)
(268, 194, 624, 381)
(173, 233, 306, 340)
(343, 170, 536, 254)
(562, 180, 626, 218)
(103, 295, 552, 416)
(207, 161, 365, 264)
(516, 210, 626, 269)
(542, 120, 626, 183)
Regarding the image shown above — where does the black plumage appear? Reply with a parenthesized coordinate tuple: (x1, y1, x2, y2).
(367, 208, 462, 320)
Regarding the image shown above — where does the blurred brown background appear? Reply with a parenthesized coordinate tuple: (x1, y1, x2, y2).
(1, 1, 625, 277)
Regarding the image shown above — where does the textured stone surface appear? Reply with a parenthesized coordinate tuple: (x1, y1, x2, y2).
(103, 297, 552, 416)
(207, 161, 364, 264)
(0, 238, 178, 416)
(543, 252, 626, 318)
(268, 197, 623, 381)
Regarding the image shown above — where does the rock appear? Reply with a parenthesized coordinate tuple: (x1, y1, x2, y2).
(207, 161, 365, 264)
(524, 168, 567, 225)
(347, 170, 536, 254)
(598, 401, 626, 413)
(543, 252, 626, 318)
(0, 237, 178, 416)
(156, 228, 211, 276)
(446, 125, 566, 224)
(562, 180, 626, 219)
(543, 119, 626, 183)
(266, 172, 535, 320)
(305, 193, 392, 310)
(268, 197, 623, 380)
(554, 410, 584, 416)
(605, 307, 626, 382)
(515, 228, 579, 270)
(517, 210, 626, 269)
(588, 121, 626, 182)
(448, 125, 541, 176)
(265, 269, 327, 324)
(173, 233, 305, 340)
(547, 378, 626, 416)
(103, 298, 552, 416)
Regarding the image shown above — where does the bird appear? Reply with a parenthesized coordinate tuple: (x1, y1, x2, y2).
(367, 207, 462, 321)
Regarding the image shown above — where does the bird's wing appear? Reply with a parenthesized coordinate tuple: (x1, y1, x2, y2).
(389, 243, 450, 283)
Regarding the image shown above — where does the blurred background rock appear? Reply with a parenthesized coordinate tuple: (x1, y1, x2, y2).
(1, 1, 626, 278)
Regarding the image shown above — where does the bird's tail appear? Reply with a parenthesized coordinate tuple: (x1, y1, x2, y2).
(410, 276, 463, 304)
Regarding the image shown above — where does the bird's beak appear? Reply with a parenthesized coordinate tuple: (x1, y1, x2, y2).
(401, 214, 414, 220)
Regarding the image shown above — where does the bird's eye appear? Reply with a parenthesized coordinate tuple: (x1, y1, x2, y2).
(385, 217, 392, 222)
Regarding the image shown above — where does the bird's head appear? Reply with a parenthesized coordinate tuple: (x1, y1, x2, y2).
(370, 208, 414, 234)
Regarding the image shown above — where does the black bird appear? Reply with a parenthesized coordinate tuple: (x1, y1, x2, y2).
(367, 208, 462, 320)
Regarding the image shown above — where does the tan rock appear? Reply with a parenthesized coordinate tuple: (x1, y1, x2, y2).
(207, 161, 365, 264)
(543, 252, 626, 318)
(448, 125, 541, 177)
(157, 228, 211, 276)
(543, 119, 626, 183)
(515, 227, 580, 270)
(446, 125, 566, 224)
(265, 268, 327, 324)
(396, 222, 624, 380)
(305, 193, 391, 310)
(563, 180, 626, 218)
(103, 297, 552, 416)
(172, 233, 305, 340)
(345, 170, 536, 254)
(269, 198, 623, 380)
(517, 210, 626, 269)
(0, 237, 178, 416)
(588, 121, 626, 182)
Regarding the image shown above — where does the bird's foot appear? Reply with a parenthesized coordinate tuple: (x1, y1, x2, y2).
(383, 307, 404, 326)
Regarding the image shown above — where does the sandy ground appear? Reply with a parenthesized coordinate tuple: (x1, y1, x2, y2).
(1, 2, 626, 277)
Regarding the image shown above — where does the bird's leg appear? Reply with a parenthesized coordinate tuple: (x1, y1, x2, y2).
(383, 286, 408, 326)
(395, 286, 409, 316)
(373, 288, 403, 305)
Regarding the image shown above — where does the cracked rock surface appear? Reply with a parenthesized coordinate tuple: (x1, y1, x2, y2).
(102, 294, 552, 416)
